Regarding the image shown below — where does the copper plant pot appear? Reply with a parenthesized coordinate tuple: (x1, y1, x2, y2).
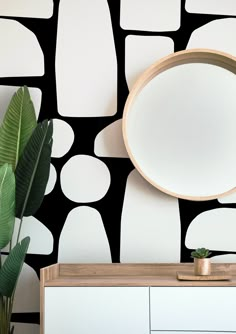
(194, 258, 211, 276)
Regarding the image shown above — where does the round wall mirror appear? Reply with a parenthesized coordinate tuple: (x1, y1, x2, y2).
(122, 49, 236, 201)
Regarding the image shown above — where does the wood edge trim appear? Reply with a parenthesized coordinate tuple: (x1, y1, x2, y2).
(40, 264, 59, 334)
(40, 263, 236, 288)
(122, 48, 236, 201)
(45, 263, 236, 277)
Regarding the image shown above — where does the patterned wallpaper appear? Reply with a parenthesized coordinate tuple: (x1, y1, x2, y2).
(0, 0, 236, 333)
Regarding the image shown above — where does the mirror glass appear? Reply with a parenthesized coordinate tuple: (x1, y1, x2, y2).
(123, 49, 236, 201)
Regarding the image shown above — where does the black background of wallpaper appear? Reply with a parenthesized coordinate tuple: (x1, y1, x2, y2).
(0, 0, 236, 327)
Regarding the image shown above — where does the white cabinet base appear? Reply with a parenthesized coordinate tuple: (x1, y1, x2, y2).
(41, 263, 236, 334)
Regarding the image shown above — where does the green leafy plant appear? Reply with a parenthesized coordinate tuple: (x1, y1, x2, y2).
(0, 86, 53, 334)
(191, 247, 212, 259)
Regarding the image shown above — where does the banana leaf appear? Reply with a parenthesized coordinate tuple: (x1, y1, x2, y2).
(0, 164, 15, 249)
(0, 86, 37, 170)
(0, 237, 30, 297)
(15, 120, 53, 219)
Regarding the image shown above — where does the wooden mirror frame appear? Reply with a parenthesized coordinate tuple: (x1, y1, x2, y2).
(122, 49, 236, 201)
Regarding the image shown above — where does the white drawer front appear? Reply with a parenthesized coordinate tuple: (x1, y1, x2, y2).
(150, 287, 236, 331)
(44, 286, 149, 334)
(151, 332, 236, 334)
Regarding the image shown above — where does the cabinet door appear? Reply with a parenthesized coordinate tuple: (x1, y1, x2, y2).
(44, 286, 149, 334)
(150, 287, 236, 331)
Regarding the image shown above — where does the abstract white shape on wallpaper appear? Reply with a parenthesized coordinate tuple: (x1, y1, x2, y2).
(45, 163, 57, 195)
(60, 155, 111, 202)
(0, 19, 44, 77)
(218, 191, 236, 204)
(56, 0, 117, 117)
(58, 206, 112, 263)
(187, 18, 236, 56)
(120, 0, 181, 32)
(211, 254, 236, 263)
(13, 263, 39, 312)
(51, 119, 74, 158)
(0, 0, 53, 18)
(4, 217, 53, 255)
(11, 323, 39, 334)
(120, 170, 180, 263)
(0, 86, 42, 122)
(125, 35, 174, 90)
(186, 0, 236, 16)
(94, 119, 129, 158)
(185, 208, 236, 251)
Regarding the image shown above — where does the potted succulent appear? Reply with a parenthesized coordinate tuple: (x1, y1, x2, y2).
(191, 247, 212, 276)
(0, 86, 53, 334)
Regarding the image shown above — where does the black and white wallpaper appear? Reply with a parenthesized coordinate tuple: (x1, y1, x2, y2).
(0, 0, 236, 333)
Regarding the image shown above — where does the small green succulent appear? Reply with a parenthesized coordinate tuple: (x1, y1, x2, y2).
(191, 247, 212, 259)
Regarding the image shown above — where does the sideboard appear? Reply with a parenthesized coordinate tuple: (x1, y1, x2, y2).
(40, 263, 236, 334)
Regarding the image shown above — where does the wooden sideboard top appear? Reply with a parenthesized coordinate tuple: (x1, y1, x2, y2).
(40, 263, 236, 287)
